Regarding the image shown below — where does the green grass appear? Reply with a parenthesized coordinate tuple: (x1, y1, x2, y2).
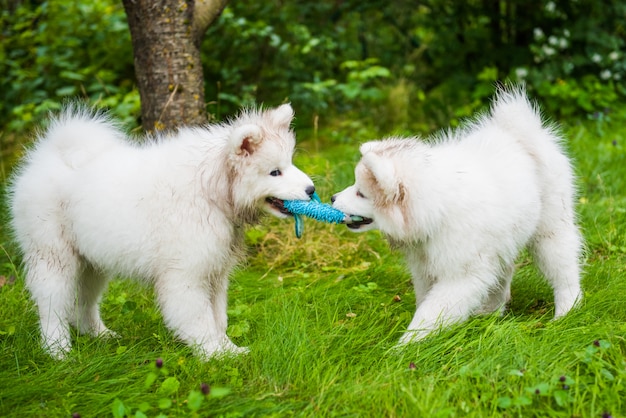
(1, 119, 625, 417)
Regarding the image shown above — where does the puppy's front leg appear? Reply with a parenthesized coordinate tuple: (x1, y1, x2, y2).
(211, 273, 249, 355)
(398, 275, 489, 345)
(155, 273, 230, 359)
(410, 273, 431, 307)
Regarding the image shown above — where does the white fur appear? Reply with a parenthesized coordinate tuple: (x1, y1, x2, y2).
(9, 103, 314, 359)
(332, 87, 582, 344)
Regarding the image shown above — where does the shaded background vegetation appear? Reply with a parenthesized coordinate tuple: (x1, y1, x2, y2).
(1, 0, 625, 142)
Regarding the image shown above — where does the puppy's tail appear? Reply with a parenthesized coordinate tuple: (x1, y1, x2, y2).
(489, 85, 571, 165)
(490, 84, 579, 225)
(35, 103, 126, 169)
(489, 85, 554, 141)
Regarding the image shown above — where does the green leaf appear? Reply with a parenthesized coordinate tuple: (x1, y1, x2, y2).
(525, 382, 551, 396)
(60, 70, 85, 81)
(553, 390, 571, 407)
(122, 300, 137, 313)
(358, 66, 391, 80)
(497, 397, 512, 409)
(55, 86, 76, 96)
(158, 377, 180, 396)
(600, 368, 615, 381)
(111, 398, 126, 418)
(208, 387, 232, 399)
(228, 320, 250, 338)
(158, 398, 172, 409)
(227, 304, 251, 316)
(508, 369, 525, 377)
(187, 390, 204, 411)
(144, 372, 158, 389)
(217, 92, 243, 106)
(513, 396, 532, 406)
(301, 37, 320, 54)
(0, 325, 16, 336)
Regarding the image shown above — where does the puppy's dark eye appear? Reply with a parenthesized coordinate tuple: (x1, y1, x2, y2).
(270, 169, 282, 177)
(356, 190, 367, 198)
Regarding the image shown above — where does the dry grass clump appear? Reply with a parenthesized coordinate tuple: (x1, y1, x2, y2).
(245, 218, 385, 278)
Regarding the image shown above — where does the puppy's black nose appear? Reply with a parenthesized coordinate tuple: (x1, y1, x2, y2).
(306, 185, 316, 197)
(331, 194, 336, 203)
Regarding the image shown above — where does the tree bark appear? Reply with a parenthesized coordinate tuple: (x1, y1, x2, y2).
(122, 0, 229, 131)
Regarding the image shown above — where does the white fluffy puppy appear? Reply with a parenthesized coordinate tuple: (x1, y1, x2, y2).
(332, 87, 582, 345)
(10, 104, 315, 359)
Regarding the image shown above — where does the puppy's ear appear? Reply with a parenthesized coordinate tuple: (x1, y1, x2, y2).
(359, 141, 377, 156)
(361, 152, 404, 203)
(231, 124, 263, 156)
(269, 103, 294, 128)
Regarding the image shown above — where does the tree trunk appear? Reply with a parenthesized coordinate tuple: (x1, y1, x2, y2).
(122, 0, 229, 131)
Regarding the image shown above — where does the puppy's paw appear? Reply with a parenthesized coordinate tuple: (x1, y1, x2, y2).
(225, 345, 250, 356)
(194, 337, 249, 361)
(44, 339, 72, 360)
(98, 328, 121, 339)
(397, 329, 430, 346)
(217, 337, 249, 356)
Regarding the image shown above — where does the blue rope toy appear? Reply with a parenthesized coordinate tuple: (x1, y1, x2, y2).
(283, 192, 348, 238)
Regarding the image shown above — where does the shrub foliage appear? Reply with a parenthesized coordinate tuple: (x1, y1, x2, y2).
(1, 0, 625, 132)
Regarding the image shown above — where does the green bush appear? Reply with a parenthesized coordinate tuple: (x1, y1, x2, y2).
(0, 0, 138, 132)
(1, 0, 625, 136)
(202, 0, 626, 134)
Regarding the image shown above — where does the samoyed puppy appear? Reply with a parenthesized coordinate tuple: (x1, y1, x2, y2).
(9, 104, 315, 359)
(332, 87, 582, 345)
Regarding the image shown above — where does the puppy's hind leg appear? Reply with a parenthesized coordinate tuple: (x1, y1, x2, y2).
(70, 262, 117, 338)
(24, 248, 80, 360)
(476, 263, 513, 316)
(211, 274, 248, 355)
(531, 222, 582, 319)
